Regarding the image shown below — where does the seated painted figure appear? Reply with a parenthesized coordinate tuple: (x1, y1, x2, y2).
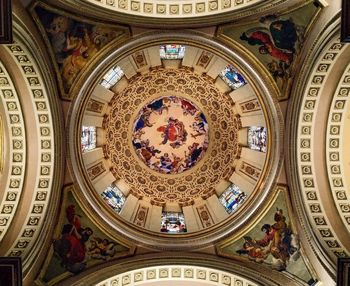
(157, 117, 188, 148)
(53, 205, 93, 273)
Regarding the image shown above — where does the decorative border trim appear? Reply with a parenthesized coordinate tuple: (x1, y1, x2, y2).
(326, 62, 350, 234)
(96, 265, 258, 286)
(57, 253, 297, 286)
(0, 61, 26, 242)
(82, 0, 263, 18)
(296, 35, 349, 258)
(3, 41, 55, 259)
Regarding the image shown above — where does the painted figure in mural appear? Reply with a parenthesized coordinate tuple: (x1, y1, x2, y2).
(191, 112, 208, 139)
(259, 15, 299, 52)
(182, 142, 204, 168)
(240, 30, 294, 65)
(171, 153, 183, 173)
(157, 153, 173, 172)
(147, 97, 169, 114)
(157, 117, 188, 147)
(36, 7, 120, 92)
(134, 107, 153, 131)
(53, 204, 119, 273)
(137, 140, 161, 163)
(53, 205, 93, 273)
(45, 15, 73, 63)
(239, 13, 306, 86)
(236, 208, 300, 271)
(88, 237, 117, 260)
(181, 99, 197, 116)
(267, 60, 290, 82)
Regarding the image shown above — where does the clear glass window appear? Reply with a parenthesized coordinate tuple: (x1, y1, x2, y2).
(219, 65, 246, 90)
(248, 126, 267, 152)
(101, 183, 126, 213)
(160, 45, 186, 59)
(219, 184, 246, 214)
(160, 212, 187, 233)
(81, 126, 96, 153)
(101, 66, 124, 89)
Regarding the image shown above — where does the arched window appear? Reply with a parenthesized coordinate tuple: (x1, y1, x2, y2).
(101, 65, 124, 89)
(81, 126, 96, 152)
(219, 65, 246, 90)
(161, 212, 187, 233)
(219, 184, 246, 214)
(248, 126, 267, 152)
(160, 44, 185, 59)
(101, 183, 126, 213)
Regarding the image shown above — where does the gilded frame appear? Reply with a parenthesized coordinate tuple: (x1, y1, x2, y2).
(337, 258, 350, 286)
(0, 257, 22, 286)
(341, 0, 350, 42)
(0, 0, 12, 43)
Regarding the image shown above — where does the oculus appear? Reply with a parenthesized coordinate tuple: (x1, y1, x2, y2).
(132, 96, 209, 174)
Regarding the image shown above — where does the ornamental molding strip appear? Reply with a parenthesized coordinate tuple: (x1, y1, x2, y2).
(295, 33, 350, 260)
(56, 253, 301, 286)
(96, 265, 259, 286)
(82, 0, 264, 18)
(3, 40, 56, 260)
(48, 0, 310, 27)
(326, 62, 350, 235)
(0, 61, 27, 242)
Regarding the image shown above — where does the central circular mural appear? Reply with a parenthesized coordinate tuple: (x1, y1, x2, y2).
(132, 96, 209, 174)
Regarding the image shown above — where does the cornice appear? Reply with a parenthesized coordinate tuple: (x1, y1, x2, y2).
(54, 253, 300, 286)
(286, 12, 347, 282)
(2, 10, 65, 282)
(40, 0, 311, 29)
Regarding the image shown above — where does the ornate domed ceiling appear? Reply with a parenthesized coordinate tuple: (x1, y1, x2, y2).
(68, 33, 282, 246)
(4, 1, 350, 286)
(104, 67, 239, 205)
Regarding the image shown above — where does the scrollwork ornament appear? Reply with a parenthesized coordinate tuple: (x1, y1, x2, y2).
(314, 216, 326, 225)
(0, 217, 9, 226)
(340, 204, 350, 213)
(319, 229, 332, 237)
(336, 191, 347, 200)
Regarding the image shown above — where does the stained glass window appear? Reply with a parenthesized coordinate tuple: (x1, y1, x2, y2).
(219, 184, 246, 214)
(101, 184, 126, 213)
(248, 126, 267, 152)
(219, 65, 246, 90)
(160, 212, 187, 233)
(81, 126, 96, 153)
(160, 45, 185, 59)
(101, 66, 124, 89)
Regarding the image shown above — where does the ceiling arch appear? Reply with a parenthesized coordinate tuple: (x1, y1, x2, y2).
(0, 14, 64, 278)
(286, 12, 350, 283)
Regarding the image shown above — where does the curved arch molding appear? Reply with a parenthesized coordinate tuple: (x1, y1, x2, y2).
(0, 18, 64, 276)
